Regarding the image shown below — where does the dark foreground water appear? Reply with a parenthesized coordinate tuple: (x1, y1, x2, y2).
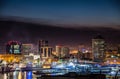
(0, 70, 117, 79)
(0, 71, 106, 79)
(0, 71, 37, 79)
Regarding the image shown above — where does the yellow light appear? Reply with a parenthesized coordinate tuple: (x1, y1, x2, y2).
(18, 72, 22, 79)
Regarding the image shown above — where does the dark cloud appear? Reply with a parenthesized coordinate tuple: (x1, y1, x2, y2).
(0, 19, 120, 47)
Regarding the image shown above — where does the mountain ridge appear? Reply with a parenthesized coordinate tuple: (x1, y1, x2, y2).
(0, 16, 120, 30)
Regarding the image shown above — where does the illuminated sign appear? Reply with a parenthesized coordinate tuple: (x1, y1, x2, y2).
(9, 45, 21, 54)
(6, 41, 22, 54)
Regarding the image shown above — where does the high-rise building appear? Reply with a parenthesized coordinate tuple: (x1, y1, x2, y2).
(56, 45, 62, 57)
(38, 40, 52, 59)
(41, 47, 52, 59)
(56, 45, 70, 58)
(6, 41, 22, 54)
(61, 47, 70, 57)
(22, 44, 33, 55)
(92, 35, 106, 62)
(39, 40, 48, 47)
(38, 40, 48, 53)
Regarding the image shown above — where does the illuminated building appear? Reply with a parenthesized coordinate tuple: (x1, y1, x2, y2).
(0, 41, 23, 63)
(70, 50, 78, 54)
(0, 54, 23, 63)
(78, 46, 92, 60)
(106, 50, 117, 58)
(38, 40, 52, 59)
(6, 41, 22, 54)
(56, 45, 70, 58)
(61, 47, 70, 57)
(56, 45, 62, 57)
(42, 58, 52, 68)
(82, 52, 92, 60)
(22, 44, 33, 55)
(38, 40, 48, 51)
(92, 35, 106, 62)
(41, 47, 52, 59)
(105, 49, 120, 64)
(38, 40, 48, 55)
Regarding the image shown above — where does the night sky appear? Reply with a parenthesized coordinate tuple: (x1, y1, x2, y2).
(0, 0, 120, 47)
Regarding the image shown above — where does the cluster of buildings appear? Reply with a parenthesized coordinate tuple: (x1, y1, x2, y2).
(0, 35, 120, 66)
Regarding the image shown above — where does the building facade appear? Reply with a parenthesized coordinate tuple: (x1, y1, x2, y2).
(56, 45, 70, 58)
(6, 41, 22, 54)
(61, 47, 70, 57)
(38, 40, 52, 59)
(56, 45, 62, 57)
(92, 35, 106, 62)
(41, 47, 52, 59)
(22, 44, 33, 55)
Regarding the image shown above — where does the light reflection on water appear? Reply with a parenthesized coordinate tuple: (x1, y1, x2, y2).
(0, 71, 35, 79)
(26, 71, 32, 79)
